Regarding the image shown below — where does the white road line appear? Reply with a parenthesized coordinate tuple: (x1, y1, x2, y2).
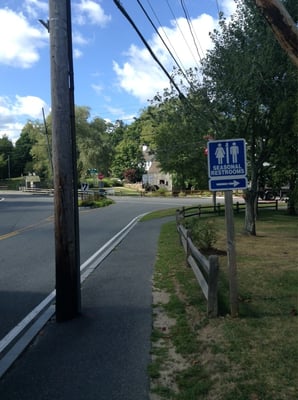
(0, 214, 145, 378)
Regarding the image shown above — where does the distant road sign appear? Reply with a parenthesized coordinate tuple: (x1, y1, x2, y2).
(98, 173, 104, 180)
(81, 183, 89, 192)
(207, 138, 247, 191)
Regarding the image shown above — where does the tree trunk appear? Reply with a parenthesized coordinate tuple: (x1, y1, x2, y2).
(287, 176, 297, 215)
(244, 188, 258, 235)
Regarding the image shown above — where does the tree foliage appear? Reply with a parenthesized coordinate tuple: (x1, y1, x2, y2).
(202, 0, 298, 230)
(111, 123, 145, 182)
(0, 135, 14, 179)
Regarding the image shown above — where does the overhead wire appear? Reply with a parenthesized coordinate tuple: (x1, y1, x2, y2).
(180, 0, 204, 61)
(164, 0, 201, 69)
(113, 0, 186, 100)
(215, 0, 221, 17)
(112, 0, 215, 124)
(144, 0, 189, 75)
(137, 0, 194, 88)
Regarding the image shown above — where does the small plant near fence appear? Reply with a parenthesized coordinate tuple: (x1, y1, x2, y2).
(183, 218, 218, 251)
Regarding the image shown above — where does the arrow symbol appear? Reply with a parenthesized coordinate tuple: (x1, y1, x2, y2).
(216, 180, 240, 187)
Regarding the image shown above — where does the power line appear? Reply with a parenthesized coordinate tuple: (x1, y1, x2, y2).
(137, 0, 193, 87)
(113, 0, 186, 99)
(180, 0, 204, 61)
(215, 0, 221, 17)
(144, 0, 189, 74)
(164, 0, 201, 69)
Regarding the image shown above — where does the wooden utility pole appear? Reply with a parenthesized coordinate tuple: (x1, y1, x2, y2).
(254, 0, 298, 67)
(49, 0, 81, 322)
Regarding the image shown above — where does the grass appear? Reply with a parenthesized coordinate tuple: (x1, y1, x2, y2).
(149, 209, 298, 400)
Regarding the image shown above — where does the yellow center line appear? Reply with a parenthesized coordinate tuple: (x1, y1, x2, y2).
(0, 231, 20, 240)
(0, 215, 54, 241)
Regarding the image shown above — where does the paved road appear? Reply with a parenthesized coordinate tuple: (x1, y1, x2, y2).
(0, 217, 168, 400)
(0, 192, 217, 340)
(0, 192, 244, 398)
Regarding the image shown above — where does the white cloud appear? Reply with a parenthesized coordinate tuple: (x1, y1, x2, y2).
(113, 13, 218, 102)
(23, 0, 48, 19)
(0, 95, 49, 143)
(13, 95, 48, 117)
(113, 55, 166, 102)
(73, 31, 89, 46)
(113, 1, 237, 103)
(91, 84, 103, 95)
(74, 0, 111, 26)
(220, 0, 237, 16)
(0, 8, 47, 68)
(74, 48, 83, 59)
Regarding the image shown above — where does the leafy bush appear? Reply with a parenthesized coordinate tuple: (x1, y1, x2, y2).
(184, 218, 218, 250)
(78, 194, 113, 208)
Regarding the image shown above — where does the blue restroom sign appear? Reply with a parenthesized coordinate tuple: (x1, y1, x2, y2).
(207, 138, 247, 191)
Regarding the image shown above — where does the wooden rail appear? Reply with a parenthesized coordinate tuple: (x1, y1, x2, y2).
(177, 200, 279, 220)
(176, 219, 219, 317)
(176, 199, 280, 316)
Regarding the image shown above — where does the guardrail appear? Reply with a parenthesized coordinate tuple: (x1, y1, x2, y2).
(20, 187, 54, 195)
(176, 214, 219, 317)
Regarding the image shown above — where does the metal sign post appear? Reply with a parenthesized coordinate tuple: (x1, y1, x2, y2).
(207, 138, 247, 317)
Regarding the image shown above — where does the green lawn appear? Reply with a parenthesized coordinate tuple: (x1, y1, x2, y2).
(148, 210, 298, 400)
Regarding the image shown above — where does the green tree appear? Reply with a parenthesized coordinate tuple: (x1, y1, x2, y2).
(29, 120, 53, 182)
(202, 0, 298, 232)
(75, 107, 116, 180)
(14, 124, 39, 177)
(111, 124, 145, 181)
(0, 135, 14, 179)
(143, 84, 212, 190)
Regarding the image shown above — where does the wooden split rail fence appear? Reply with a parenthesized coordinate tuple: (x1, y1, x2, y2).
(176, 199, 280, 317)
(176, 208, 219, 317)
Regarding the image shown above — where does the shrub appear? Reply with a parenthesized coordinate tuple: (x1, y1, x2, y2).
(184, 218, 218, 250)
(157, 187, 167, 196)
(78, 194, 113, 208)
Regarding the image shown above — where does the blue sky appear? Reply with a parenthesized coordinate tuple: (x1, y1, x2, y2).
(0, 0, 236, 143)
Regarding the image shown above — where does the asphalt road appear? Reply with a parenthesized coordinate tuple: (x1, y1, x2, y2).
(0, 192, 245, 399)
(0, 216, 168, 400)
(0, 192, 215, 340)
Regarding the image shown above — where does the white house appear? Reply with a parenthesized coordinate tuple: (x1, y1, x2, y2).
(142, 146, 173, 191)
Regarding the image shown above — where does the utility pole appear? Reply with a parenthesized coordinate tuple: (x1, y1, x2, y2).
(49, 0, 81, 321)
(254, 0, 298, 67)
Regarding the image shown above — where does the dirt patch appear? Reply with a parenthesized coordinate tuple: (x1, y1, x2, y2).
(150, 287, 189, 400)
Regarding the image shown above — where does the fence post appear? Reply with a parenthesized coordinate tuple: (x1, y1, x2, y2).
(275, 199, 278, 210)
(207, 255, 219, 317)
(185, 229, 191, 268)
(175, 209, 180, 226)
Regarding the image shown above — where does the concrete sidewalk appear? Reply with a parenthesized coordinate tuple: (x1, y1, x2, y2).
(0, 218, 168, 400)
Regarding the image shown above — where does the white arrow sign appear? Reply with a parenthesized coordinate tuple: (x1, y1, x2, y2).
(216, 180, 240, 187)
